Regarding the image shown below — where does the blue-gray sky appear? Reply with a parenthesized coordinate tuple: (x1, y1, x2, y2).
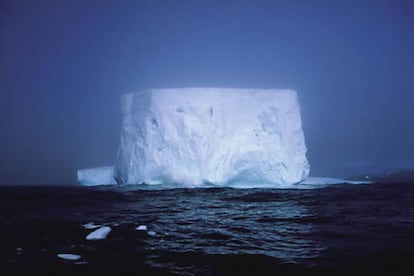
(1, 0, 413, 185)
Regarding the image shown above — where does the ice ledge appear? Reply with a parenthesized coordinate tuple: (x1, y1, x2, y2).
(76, 166, 371, 188)
(77, 166, 116, 186)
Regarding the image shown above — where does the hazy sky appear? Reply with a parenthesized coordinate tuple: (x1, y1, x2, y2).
(1, 0, 413, 185)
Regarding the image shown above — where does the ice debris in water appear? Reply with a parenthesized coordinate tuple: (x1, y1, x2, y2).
(136, 225, 147, 231)
(82, 222, 101, 229)
(147, 230, 156, 236)
(57, 253, 81, 261)
(86, 226, 111, 240)
(15, 247, 23, 255)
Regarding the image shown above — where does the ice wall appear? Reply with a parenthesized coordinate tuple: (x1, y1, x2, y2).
(114, 88, 310, 186)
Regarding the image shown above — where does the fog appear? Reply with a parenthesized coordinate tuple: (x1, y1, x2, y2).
(1, 0, 413, 185)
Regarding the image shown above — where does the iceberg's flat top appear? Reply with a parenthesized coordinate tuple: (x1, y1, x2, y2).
(120, 88, 298, 115)
(125, 87, 296, 96)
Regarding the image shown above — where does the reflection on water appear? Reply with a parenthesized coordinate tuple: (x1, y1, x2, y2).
(1, 183, 413, 275)
(117, 188, 325, 266)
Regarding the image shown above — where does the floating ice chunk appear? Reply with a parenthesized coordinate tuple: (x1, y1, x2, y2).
(15, 247, 23, 255)
(114, 88, 310, 187)
(86, 226, 111, 240)
(77, 166, 116, 186)
(147, 230, 156, 236)
(75, 261, 89, 265)
(82, 222, 101, 229)
(57, 253, 81, 261)
(136, 225, 147, 231)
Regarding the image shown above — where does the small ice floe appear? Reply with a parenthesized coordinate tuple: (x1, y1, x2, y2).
(75, 261, 89, 265)
(15, 247, 24, 255)
(86, 226, 112, 240)
(136, 225, 147, 231)
(82, 222, 101, 229)
(147, 230, 156, 236)
(57, 253, 81, 261)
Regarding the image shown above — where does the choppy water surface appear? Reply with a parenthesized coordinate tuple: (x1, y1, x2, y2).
(1, 183, 413, 275)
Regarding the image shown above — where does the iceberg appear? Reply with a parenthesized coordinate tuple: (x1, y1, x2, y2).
(113, 88, 310, 187)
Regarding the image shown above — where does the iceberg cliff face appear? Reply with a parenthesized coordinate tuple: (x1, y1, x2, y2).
(114, 88, 310, 186)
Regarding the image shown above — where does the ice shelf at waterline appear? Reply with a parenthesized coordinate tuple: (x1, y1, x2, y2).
(78, 88, 310, 187)
(77, 167, 116, 186)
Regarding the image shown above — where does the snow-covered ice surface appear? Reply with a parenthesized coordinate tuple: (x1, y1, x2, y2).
(77, 166, 115, 186)
(114, 88, 310, 187)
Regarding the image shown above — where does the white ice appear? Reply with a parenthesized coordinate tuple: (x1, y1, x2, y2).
(57, 253, 81, 261)
(77, 88, 373, 189)
(136, 225, 147, 231)
(77, 166, 116, 186)
(76, 168, 371, 189)
(147, 230, 156, 236)
(300, 177, 371, 185)
(86, 226, 112, 240)
(114, 88, 310, 187)
(82, 222, 101, 229)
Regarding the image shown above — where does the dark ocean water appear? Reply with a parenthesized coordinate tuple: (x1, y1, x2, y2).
(1, 182, 413, 275)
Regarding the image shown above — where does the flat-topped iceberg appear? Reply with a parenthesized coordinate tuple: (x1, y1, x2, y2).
(76, 88, 375, 188)
(113, 88, 310, 186)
